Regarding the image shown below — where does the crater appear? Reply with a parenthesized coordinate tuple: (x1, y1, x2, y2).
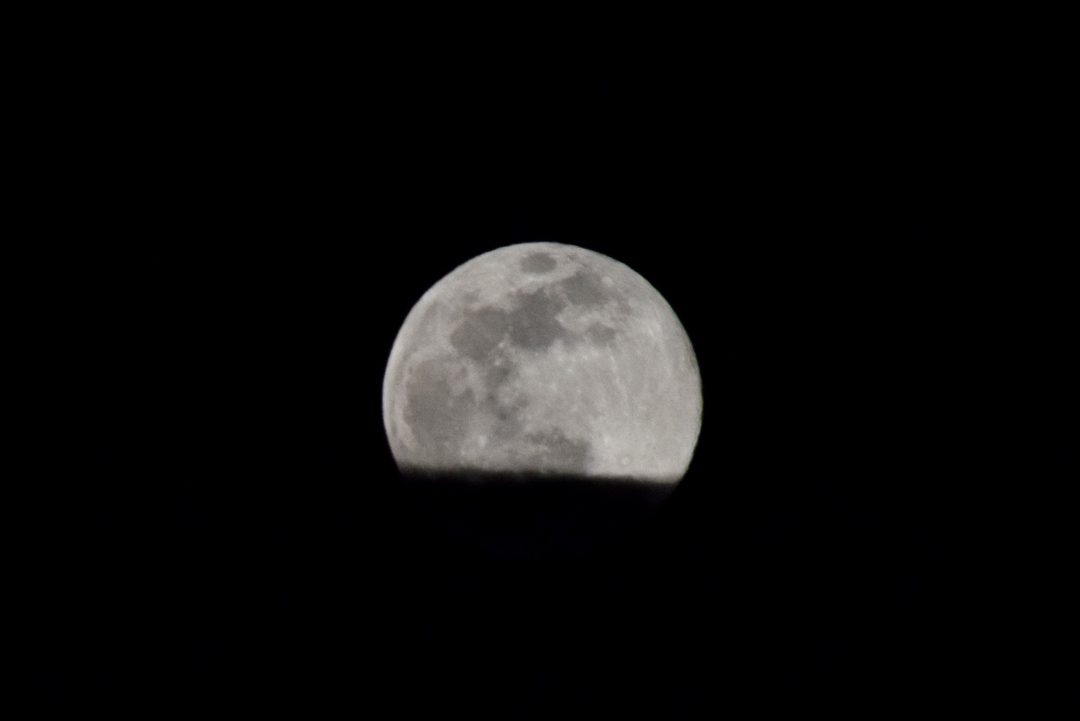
(520, 252, 557, 274)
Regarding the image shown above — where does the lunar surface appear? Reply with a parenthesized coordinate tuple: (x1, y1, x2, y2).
(384, 242, 701, 482)
(382, 242, 702, 555)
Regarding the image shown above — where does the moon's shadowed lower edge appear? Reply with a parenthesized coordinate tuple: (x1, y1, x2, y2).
(397, 466, 679, 558)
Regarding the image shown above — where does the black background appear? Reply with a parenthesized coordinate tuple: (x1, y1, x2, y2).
(26, 26, 1066, 713)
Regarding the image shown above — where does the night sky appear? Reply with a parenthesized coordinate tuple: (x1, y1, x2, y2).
(24, 26, 1062, 713)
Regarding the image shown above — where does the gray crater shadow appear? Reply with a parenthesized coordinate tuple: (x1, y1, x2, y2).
(398, 467, 678, 558)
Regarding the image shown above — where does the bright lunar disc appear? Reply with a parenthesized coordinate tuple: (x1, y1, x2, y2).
(383, 242, 702, 484)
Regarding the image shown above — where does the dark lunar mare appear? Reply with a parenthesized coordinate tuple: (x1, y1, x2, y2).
(519, 252, 557, 274)
(400, 264, 644, 481)
(449, 306, 511, 361)
(505, 289, 572, 351)
(446, 267, 630, 362)
(586, 322, 618, 345)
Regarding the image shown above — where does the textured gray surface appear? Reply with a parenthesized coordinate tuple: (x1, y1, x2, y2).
(383, 242, 702, 481)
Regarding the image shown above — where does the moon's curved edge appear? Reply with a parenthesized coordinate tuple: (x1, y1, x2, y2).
(382, 242, 703, 484)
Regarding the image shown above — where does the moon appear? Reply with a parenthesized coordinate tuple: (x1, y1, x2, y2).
(384, 242, 701, 480)
(383, 242, 702, 554)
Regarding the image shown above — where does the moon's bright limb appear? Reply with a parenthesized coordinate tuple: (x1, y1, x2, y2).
(383, 242, 702, 484)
